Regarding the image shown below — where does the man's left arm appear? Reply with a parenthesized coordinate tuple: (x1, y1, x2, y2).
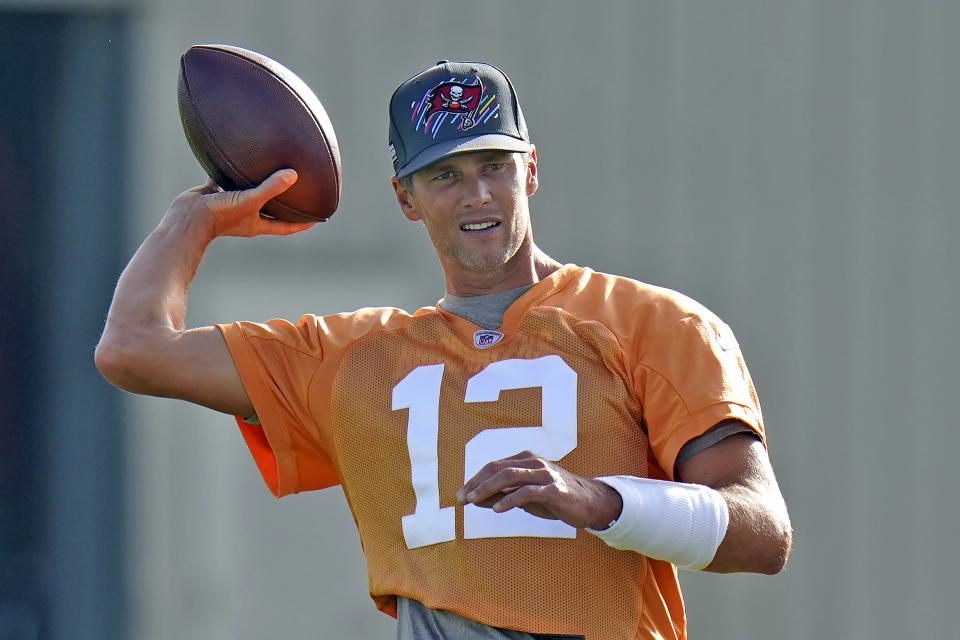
(675, 431, 792, 574)
(457, 430, 792, 575)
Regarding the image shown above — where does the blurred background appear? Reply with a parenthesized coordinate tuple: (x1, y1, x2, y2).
(1, 0, 958, 638)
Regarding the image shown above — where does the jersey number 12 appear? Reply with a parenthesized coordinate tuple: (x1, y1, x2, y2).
(392, 355, 578, 549)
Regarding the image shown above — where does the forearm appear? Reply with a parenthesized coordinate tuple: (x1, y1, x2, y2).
(584, 433, 792, 574)
(96, 208, 215, 388)
(118, 210, 213, 328)
(585, 476, 729, 571)
(702, 482, 792, 574)
(677, 433, 793, 574)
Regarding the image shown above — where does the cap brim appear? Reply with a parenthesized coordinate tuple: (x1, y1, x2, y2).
(396, 134, 533, 178)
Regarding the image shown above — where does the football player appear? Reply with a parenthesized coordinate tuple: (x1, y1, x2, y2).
(96, 60, 791, 640)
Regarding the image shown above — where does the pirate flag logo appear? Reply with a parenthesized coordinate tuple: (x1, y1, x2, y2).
(424, 79, 484, 130)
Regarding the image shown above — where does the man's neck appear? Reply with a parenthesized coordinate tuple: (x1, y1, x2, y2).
(444, 247, 562, 297)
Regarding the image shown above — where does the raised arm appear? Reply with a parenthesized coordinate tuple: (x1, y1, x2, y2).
(94, 169, 313, 416)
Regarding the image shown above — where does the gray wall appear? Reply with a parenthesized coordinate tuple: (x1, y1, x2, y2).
(26, 0, 959, 638)
(1, 9, 128, 639)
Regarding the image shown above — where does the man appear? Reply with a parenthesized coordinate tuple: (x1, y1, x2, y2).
(96, 60, 791, 639)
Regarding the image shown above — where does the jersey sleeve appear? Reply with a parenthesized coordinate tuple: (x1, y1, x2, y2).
(633, 308, 765, 479)
(218, 316, 339, 497)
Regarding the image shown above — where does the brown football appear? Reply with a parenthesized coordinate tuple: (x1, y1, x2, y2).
(177, 44, 342, 222)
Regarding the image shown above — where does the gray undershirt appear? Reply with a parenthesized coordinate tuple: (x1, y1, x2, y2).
(439, 284, 534, 329)
(397, 597, 543, 640)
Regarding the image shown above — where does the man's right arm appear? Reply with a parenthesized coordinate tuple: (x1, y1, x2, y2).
(94, 169, 313, 417)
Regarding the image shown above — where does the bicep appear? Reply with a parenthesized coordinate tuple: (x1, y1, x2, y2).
(676, 430, 770, 490)
(168, 326, 253, 416)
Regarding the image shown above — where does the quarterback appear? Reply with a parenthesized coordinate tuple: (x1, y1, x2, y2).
(96, 60, 792, 639)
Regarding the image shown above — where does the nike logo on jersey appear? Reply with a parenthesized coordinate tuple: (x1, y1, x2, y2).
(713, 321, 740, 351)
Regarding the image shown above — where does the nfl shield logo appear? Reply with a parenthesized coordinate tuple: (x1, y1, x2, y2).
(473, 330, 504, 349)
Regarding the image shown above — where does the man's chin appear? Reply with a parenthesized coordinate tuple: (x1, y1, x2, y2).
(456, 253, 513, 274)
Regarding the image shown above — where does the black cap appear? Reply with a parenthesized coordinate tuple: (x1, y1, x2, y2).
(388, 60, 533, 177)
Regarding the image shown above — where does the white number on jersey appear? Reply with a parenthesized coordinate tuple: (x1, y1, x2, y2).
(392, 356, 578, 549)
(392, 363, 456, 548)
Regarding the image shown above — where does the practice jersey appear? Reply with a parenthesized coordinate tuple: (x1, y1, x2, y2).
(217, 264, 765, 640)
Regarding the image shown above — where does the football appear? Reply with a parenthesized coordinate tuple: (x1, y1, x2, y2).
(177, 44, 342, 222)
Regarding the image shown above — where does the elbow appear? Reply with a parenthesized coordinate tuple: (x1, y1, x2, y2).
(94, 333, 134, 390)
(759, 521, 793, 575)
(94, 329, 156, 394)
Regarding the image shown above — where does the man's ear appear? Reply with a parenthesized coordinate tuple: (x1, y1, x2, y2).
(391, 175, 422, 221)
(525, 147, 539, 197)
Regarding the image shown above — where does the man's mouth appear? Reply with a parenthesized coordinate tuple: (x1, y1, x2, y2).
(461, 221, 500, 231)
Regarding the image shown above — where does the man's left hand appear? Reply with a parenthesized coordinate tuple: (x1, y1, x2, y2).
(456, 450, 623, 530)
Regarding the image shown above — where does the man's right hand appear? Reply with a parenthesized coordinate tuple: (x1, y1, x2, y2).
(95, 169, 314, 418)
(170, 169, 316, 239)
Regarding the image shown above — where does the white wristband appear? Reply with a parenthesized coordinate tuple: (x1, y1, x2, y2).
(586, 475, 729, 571)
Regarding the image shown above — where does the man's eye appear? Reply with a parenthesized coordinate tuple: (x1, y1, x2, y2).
(487, 163, 505, 171)
(434, 171, 455, 181)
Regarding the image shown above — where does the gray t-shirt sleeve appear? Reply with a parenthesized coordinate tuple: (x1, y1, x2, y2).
(674, 420, 759, 471)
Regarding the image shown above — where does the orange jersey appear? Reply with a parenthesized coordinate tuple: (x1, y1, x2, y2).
(218, 264, 765, 640)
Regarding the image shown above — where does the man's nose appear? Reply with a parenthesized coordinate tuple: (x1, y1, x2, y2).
(461, 174, 492, 208)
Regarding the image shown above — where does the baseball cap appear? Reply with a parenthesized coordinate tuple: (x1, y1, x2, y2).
(388, 60, 533, 178)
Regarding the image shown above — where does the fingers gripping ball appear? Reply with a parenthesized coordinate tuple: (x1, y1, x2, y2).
(177, 44, 342, 222)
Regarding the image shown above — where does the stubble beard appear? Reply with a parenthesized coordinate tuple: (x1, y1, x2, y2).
(427, 214, 527, 274)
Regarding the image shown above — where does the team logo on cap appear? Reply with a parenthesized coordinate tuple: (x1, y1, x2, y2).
(425, 79, 483, 129)
(473, 329, 504, 349)
(411, 77, 501, 138)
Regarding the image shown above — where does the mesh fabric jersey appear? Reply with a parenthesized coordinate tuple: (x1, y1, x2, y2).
(218, 264, 765, 640)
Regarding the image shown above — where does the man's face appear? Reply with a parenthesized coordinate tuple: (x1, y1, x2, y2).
(394, 150, 539, 278)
